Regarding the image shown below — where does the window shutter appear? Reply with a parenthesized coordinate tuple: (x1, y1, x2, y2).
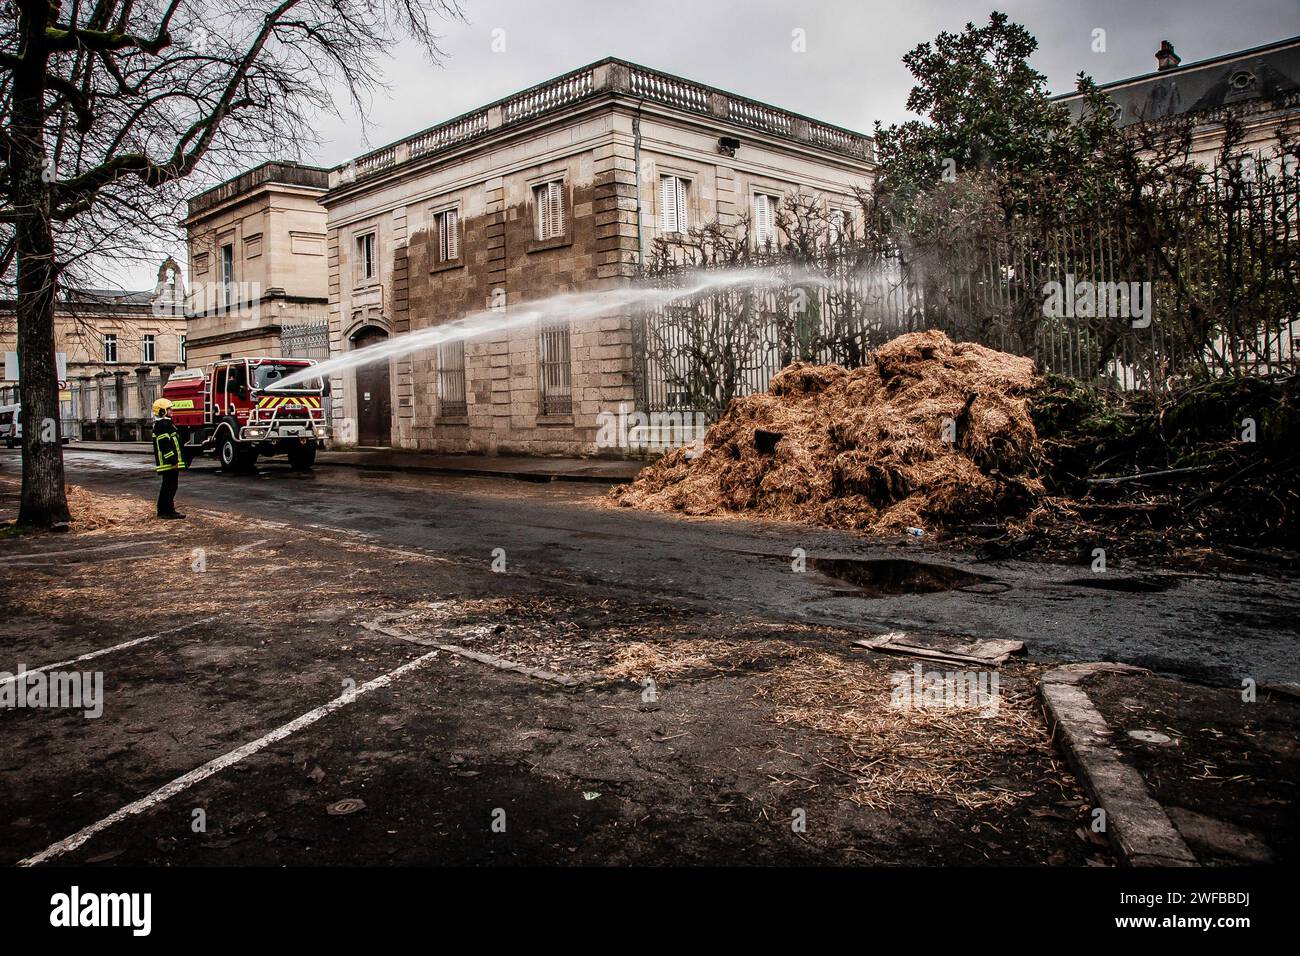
(549, 181, 564, 238)
(535, 185, 548, 240)
(676, 178, 689, 233)
(755, 195, 771, 246)
(441, 209, 459, 261)
(660, 175, 677, 232)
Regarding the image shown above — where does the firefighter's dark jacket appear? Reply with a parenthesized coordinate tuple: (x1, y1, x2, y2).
(153, 417, 185, 473)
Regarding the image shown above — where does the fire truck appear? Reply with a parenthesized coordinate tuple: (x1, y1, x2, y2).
(161, 357, 329, 471)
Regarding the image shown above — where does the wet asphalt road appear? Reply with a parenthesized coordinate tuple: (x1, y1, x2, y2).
(6, 448, 1298, 685)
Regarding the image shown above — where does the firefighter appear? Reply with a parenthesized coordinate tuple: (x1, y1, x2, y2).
(151, 398, 186, 519)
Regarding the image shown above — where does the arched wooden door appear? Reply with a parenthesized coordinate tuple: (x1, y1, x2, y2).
(352, 326, 391, 447)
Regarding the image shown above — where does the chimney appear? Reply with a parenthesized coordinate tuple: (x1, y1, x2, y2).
(1156, 40, 1181, 71)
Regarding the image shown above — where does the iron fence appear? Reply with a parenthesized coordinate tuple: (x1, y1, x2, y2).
(635, 163, 1299, 414)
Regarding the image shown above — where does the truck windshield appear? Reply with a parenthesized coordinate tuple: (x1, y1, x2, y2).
(253, 363, 321, 392)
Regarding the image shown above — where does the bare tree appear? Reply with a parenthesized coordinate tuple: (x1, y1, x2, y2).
(1, 0, 463, 526)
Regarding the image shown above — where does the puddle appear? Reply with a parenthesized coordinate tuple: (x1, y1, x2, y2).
(1063, 575, 1177, 593)
(811, 557, 1004, 598)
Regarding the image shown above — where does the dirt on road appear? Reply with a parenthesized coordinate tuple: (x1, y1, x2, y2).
(0, 480, 1107, 866)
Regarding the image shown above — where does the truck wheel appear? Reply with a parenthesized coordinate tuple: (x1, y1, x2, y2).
(288, 443, 317, 470)
(218, 433, 254, 473)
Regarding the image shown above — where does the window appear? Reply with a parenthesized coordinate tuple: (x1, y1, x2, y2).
(753, 193, 779, 248)
(534, 180, 565, 241)
(220, 243, 234, 307)
(538, 322, 572, 416)
(828, 208, 853, 245)
(179, 335, 187, 365)
(103, 334, 118, 364)
(660, 175, 690, 233)
(251, 362, 322, 391)
(435, 208, 460, 263)
(356, 232, 377, 282)
(437, 340, 467, 418)
(143, 334, 156, 363)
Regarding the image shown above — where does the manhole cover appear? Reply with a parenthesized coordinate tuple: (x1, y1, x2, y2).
(811, 557, 999, 598)
(327, 798, 367, 816)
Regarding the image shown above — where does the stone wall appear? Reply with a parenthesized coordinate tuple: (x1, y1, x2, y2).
(326, 96, 872, 456)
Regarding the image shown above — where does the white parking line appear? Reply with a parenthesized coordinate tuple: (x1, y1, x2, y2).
(0, 541, 153, 563)
(0, 617, 220, 688)
(18, 648, 442, 866)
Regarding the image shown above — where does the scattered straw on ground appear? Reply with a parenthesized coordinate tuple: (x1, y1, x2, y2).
(612, 330, 1044, 534)
(754, 649, 1048, 810)
(603, 638, 1050, 810)
(63, 483, 155, 531)
(603, 638, 798, 680)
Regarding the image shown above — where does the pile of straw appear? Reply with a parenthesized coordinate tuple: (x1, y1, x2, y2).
(613, 330, 1043, 533)
(65, 483, 154, 531)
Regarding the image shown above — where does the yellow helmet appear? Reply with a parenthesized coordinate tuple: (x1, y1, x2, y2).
(152, 397, 173, 417)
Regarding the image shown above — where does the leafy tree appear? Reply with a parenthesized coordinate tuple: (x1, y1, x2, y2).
(873, 11, 1119, 223)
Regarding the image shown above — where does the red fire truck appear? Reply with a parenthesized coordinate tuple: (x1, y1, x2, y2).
(161, 357, 329, 471)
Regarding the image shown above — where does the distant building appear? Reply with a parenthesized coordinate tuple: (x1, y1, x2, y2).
(181, 161, 332, 369)
(320, 57, 875, 453)
(0, 259, 186, 441)
(1056, 36, 1300, 165)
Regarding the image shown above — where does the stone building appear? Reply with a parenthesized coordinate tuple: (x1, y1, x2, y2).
(181, 161, 332, 369)
(1056, 36, 1300, 165)
(0, 259, 187, 441)
(322, 58, 875, 453)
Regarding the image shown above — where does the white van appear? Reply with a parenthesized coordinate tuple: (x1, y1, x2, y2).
(0, 403, 19, 448)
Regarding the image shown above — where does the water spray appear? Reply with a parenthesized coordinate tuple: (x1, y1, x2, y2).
(268, 266, 838, 392)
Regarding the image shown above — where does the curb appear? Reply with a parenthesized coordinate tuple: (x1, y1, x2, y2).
(1039, 662, 1198, 867)
(316, 458, 637, 485)
(54, 443, 638, 485)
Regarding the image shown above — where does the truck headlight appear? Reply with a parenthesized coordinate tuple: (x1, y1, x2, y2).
(247, 427, 265, 438)
(314, 426, 328, 438)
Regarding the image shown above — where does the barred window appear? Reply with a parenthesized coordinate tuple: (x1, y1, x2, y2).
(538, 322, 572, 416)
(437, 340, 467, 418)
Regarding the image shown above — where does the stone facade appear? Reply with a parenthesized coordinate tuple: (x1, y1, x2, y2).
(0, 259, 187, 441)
(182, 161, 332, 369)
(323, 58, 875, 455)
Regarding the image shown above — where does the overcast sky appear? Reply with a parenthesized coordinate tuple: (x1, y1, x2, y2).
(311, 0, 1298, 163)
(120, 0, 1299, 288)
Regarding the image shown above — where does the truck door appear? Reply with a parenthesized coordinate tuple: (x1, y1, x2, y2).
(214, 364, 229, 415)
